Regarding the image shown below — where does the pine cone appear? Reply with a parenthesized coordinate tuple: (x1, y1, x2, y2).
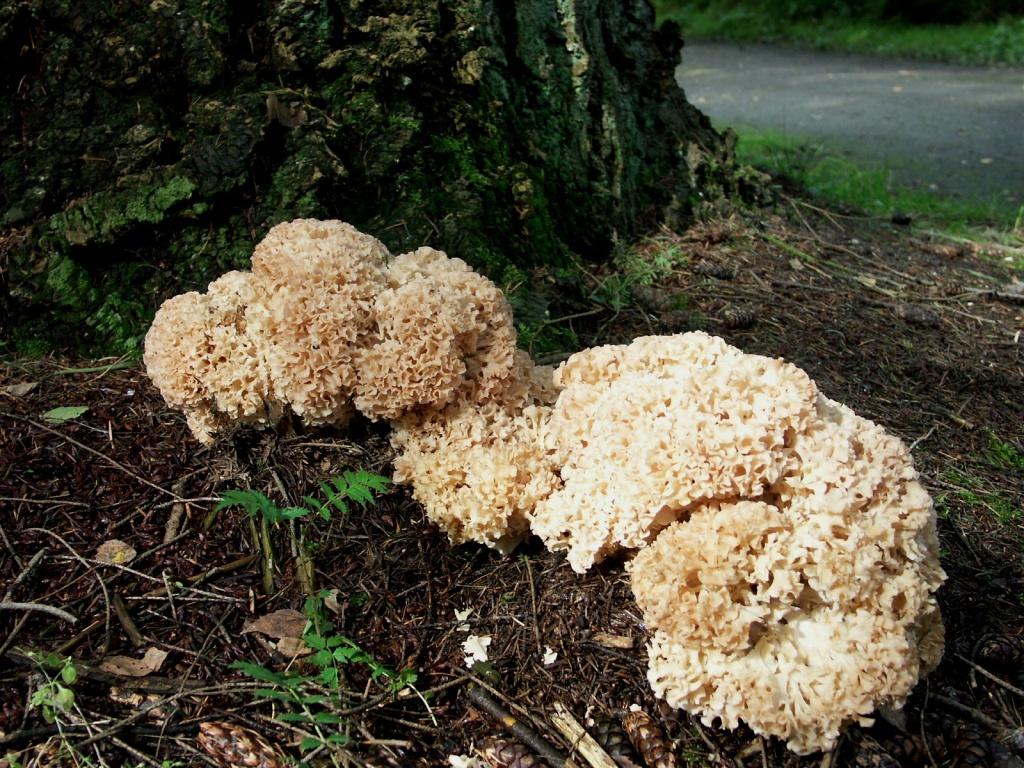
(852, 741, 900, 768)
(879, 732, 936, 766)
(479, 736, 543, 768)
(721, 306, 757, 330)
(591, 715, 643, 768)
(622, 710, 676, 768)
(974, 633, 1024, 669)
(949, 735, 996, 768)
(197, 721, 285, 768)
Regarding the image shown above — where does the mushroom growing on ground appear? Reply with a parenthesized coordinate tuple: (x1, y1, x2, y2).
(144, 220, 946, 754)
(144, 219, 390, 443)
(531, 332, 820, 573)
(628, 394, 945, 754)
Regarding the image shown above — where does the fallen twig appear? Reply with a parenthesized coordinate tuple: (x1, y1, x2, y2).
(6, 646, 205, 694)
(467, 684, 571, 768)
(2, 547, 48, 602)
(955, 653, 1024, 699)
(112, 593, 144, 647)
(0, 601, 77, 624)
(550, 702, 617, 768)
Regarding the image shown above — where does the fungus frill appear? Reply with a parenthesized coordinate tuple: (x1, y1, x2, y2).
(354, 247, 521, 420)
(531, 333, 820, 573)
(628, 396, 945, 754)
(144, 219, 390, 443)
(143, 270, 276, 444)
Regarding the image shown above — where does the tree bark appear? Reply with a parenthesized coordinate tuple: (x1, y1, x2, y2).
(0, 0, 730, 352)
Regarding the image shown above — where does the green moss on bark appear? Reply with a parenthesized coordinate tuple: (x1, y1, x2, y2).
(1, 0, 731, 354)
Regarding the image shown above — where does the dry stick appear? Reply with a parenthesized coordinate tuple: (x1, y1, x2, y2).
(112, 593, 144, 647)
(6, 646, 206, 694)
(549, 702, 617, 768)
(467, 684, 571, 768)
(0, 497, 91, 508)
(0, 601, 77, 624)
(56, 619, 104, 655)
(72, 681, 264, 751)
(955, 653, 1024, 699)
(140, 553, 259, 597)
(688, 715, 727, 767)
(0, 518, 21, 569)
(28, 527, 113, 655)
(111, 735, 164, 768)
(0, 412, 182, 500)
(2, 547, 48, 602)
(932, 693, 1009, 731)
(0, 613, 29, 658)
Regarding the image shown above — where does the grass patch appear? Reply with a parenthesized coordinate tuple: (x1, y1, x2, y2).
(941, 468, 1022, 526)
(656, 2, 1024, 66)
(731, 125, 1024, 254)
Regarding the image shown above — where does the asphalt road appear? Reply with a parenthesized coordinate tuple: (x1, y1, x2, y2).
(676, 42, 1024, 206)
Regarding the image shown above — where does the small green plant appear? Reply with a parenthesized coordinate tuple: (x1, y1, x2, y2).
(590, 273, 636, 312)
(233, 590, 419, 759)
(615, 238, 688, 286)
(985, 430, 1024, 471)
(301, 470, 392, 520)
(27, 653, 78, 724)
(211, 471, 390, 594)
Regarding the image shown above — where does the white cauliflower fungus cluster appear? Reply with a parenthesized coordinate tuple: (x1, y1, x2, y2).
(146, 219, 945, 754)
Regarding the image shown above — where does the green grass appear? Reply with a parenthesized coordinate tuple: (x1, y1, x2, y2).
(731, 125, 1024, 253)
(941, 468, 1022, 526)
(656, 2, 1024, 66)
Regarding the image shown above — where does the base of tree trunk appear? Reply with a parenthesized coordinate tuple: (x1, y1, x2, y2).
(1, 0, 737, 353)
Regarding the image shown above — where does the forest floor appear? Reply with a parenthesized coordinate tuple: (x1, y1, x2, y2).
(1, 200, 1023, 768)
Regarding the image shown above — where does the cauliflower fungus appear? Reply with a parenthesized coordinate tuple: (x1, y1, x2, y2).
(630, 394, 944, 753)
(532, 333, 819, 573)
(145, 219, 390, 443)
(354, 247, 521, 420)
(389, 353, 560, 551)
(145, 219, 946, 755)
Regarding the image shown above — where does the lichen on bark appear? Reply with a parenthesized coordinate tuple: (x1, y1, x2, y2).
(1, 0, 731, 354)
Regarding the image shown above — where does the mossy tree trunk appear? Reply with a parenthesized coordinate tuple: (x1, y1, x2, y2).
(0, 0, 729, 353)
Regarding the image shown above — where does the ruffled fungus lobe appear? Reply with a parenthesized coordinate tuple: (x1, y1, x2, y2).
(145, 219, 390, 443)
(389, 352, 560, 551)
(248, 219, 390, 424)
(144, 271, 276, 444)
(354, 247, 521, 420)
(629, 396, 945, 754)
(531, 332, 819, 573)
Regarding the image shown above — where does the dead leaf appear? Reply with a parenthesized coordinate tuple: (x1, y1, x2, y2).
(99, 647, 168, 677)
(3, 381, 38, 397)
(95, 539, 136, 564)
(242, 609, 307, 640)
(322, 589, 342, 615)
(276, 636, 310, 658)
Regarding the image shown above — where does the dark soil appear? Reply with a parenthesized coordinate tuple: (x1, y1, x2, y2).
(1, 205, 1022, 767)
